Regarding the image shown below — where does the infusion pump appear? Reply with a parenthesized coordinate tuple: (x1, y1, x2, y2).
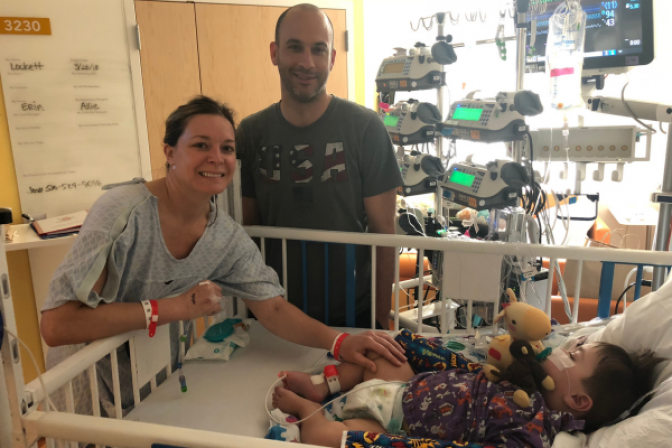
(440, 159, 529, 211)
(376, 45, 446, 93)
(383, 101, 442, 146)
(441, 91, 543, 143)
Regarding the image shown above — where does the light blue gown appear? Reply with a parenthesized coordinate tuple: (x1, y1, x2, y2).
(42, 182, 284, 418)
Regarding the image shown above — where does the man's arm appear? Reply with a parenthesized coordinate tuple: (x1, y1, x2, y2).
(237, 121, 261, 227)
(364, 188, 398, 329)
(243, 197, 261, 226)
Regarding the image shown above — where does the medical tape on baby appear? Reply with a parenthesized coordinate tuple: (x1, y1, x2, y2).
(266, 375, 410, 426)
(548, 349, 575, 371)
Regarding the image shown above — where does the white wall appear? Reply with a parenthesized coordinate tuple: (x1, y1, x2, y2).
(364, 0, 672, 241)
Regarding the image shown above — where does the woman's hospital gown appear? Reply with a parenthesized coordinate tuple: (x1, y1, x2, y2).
(42, 182, 284, 417)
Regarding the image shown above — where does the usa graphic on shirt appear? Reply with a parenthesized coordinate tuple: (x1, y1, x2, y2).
(258, 142, 348, 184)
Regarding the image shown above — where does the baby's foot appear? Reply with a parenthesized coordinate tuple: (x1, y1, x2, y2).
(272, 386, 321, 419)
(280, 371, 328, 403)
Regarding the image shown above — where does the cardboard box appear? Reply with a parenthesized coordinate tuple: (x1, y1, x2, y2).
(562, 203, 656, 301)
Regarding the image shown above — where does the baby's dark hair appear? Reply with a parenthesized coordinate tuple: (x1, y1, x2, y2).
(582, 343, 664, 432)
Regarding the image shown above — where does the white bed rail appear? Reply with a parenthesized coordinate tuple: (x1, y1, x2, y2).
(22, 411, 324, 448)
(247, 226, 672, 333)
(24, 334, 129, 407)
(3, 227, 672, 448)
(245, 226, 672, 264)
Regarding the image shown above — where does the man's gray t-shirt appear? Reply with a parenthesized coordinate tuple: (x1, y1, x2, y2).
(238, 96, 403, 326)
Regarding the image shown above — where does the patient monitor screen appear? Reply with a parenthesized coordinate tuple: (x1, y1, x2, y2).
(528, 0, 654, 71)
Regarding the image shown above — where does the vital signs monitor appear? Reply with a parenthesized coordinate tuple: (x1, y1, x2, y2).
(527, 0, 654, 74)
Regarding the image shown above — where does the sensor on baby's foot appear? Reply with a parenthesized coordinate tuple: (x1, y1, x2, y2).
(310, 366, 341, 394)
(324, 365, 341, 394)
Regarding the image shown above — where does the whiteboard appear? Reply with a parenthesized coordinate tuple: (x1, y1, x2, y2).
(0, 0, 143, 217)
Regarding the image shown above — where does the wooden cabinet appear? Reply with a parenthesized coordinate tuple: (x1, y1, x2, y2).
(135, 1, 350, 179)
(134, 1, 202, 179)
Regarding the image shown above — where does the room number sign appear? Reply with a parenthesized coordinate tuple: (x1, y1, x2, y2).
(1, 17, 51, 35)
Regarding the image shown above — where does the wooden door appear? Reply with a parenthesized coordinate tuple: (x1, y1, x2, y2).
(195, 4, 348, 122)
(135, 1, 202, 179)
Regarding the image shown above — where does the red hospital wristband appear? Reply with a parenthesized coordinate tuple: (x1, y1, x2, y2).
(332, 333, 349, 361)
(148, 300, 159, 338)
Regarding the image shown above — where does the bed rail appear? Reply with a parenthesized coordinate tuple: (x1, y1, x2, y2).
(3, 226, 672, 448)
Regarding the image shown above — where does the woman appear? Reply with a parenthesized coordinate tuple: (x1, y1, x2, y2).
(40, 96, 405, 417)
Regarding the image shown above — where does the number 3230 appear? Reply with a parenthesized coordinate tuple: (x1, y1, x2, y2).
(1, 18, 50, 35)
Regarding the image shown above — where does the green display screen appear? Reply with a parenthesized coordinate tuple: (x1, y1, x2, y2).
(384, 114, 400, 127)
(449, 170, 475, 187)
(452, 107, 483, 121)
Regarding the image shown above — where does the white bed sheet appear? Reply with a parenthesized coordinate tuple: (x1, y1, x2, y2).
(124, 323, 359, 438)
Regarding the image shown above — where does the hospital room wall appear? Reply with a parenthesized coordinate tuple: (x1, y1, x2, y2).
(0, 79, 44, 383)
(0, 0, 367, 384)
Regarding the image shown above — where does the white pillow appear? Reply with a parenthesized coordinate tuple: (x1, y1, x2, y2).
(579, 275, 672, 448)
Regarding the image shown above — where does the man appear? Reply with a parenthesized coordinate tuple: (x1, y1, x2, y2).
(237, 3, 402, 329)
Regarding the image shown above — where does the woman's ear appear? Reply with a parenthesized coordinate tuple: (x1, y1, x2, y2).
(164, 144, 175, 166)
(564, 392, 593, 413)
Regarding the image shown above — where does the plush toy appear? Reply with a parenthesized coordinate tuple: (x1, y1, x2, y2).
(492, 339, 555, 408)
(483, 289, 551, 384)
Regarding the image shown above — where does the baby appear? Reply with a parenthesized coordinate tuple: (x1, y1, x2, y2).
(273, 339, 661, 448)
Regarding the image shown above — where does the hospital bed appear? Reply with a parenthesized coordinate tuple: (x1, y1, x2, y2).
(2, 226, 672, 448)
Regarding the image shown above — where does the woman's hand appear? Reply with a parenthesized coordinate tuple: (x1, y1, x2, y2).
(339, 331, 407, 373)
(180, 281, 222, 319)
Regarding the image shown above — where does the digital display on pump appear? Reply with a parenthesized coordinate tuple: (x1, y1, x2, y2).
(384, 114, 400, 127)
(452, 107, 484, 121)
(382, 62, 406, 74)
(449, 170, 475, 187)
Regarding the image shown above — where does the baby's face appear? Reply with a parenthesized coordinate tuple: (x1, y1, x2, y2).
(541, 344, 601, 414)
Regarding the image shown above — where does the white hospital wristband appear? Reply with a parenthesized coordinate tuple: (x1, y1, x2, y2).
(141, 300, 152, 329)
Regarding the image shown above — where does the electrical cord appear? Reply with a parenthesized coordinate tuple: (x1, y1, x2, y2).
(615, 283, 636, 315)
(622, 267, 638, 307)
(621, 81, 657, 134)
(525, 131, 535, 187)
(615, 279, 652, 314)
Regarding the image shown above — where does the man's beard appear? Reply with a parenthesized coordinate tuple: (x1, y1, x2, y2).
(279, 65, 328, 103)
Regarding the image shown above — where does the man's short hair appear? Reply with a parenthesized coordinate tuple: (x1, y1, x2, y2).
(275, 3, 334, 48)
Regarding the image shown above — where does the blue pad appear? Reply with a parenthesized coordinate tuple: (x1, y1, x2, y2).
(203, 318, 241, 343)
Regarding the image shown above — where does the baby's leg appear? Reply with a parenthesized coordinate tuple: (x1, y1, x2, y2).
(283, 352, 414, 403)
(273, 387, 386, 448)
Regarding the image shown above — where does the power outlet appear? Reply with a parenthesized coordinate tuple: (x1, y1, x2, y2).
(526, 126, 650, 163)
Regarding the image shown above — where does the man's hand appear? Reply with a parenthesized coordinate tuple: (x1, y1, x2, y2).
(339, 331, 406, 372)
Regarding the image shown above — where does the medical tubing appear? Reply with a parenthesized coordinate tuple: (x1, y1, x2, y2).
(2, 325, 57, 412)
(622, 267, 639, 306)
(266, 375, 409, 425)
(615, 279, 652, 314)
(621, 81, 656, 134)
(615, 283, 636, 315)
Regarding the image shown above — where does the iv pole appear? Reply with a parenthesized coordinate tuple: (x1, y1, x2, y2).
(511, 0, 530, 164)
(585, 95, 672, 290)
